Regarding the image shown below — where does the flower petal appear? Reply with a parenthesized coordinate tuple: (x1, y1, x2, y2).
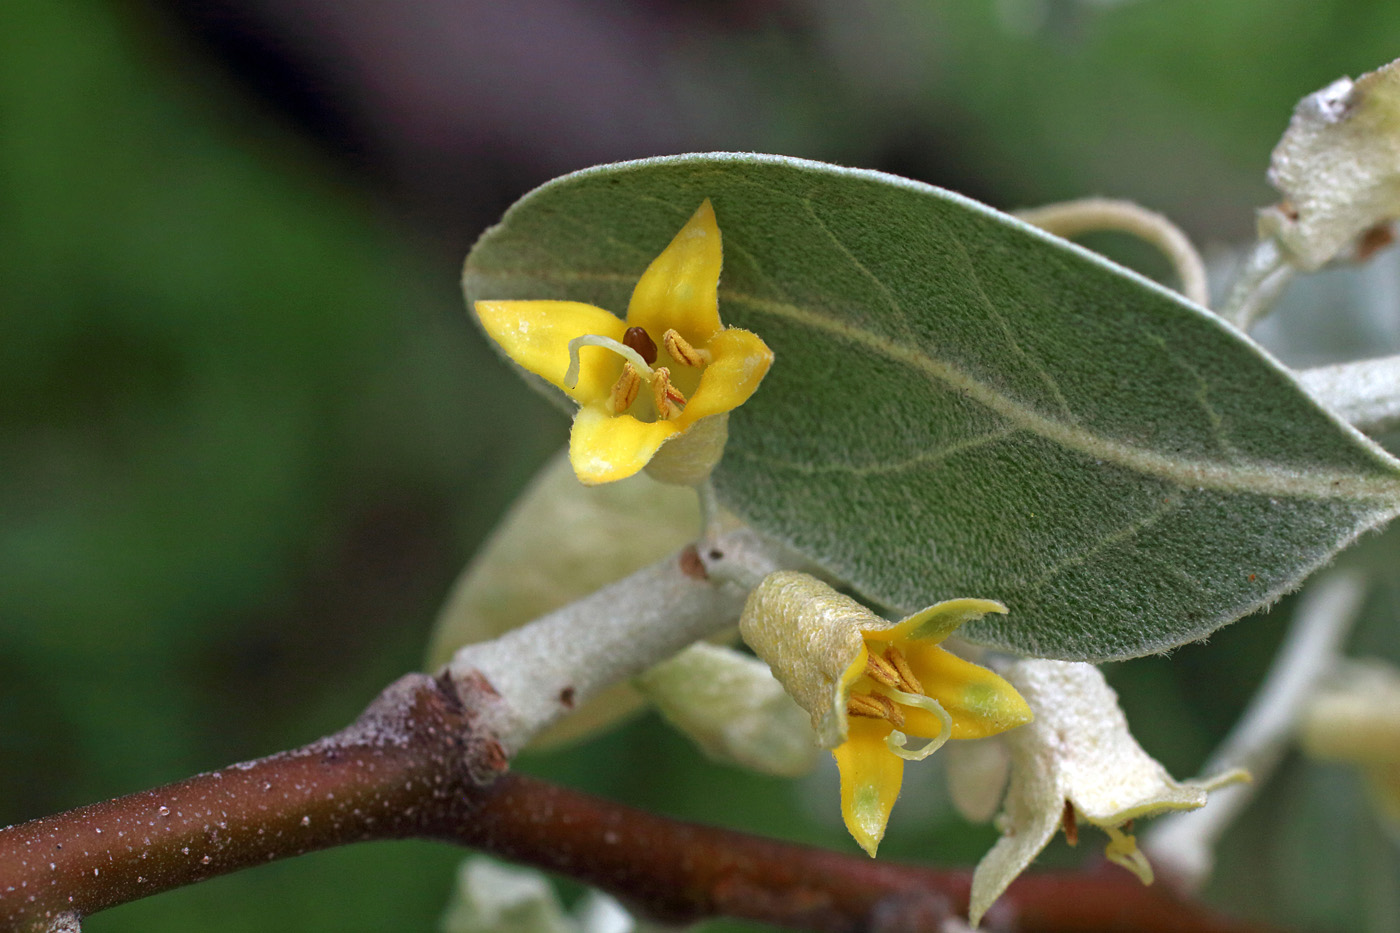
(833, 717, 904, 857)
(968, 745, 1066, 929)
(738, 572, 871, 749)
(1262, 57, 1400, 269)
(1014, 661, 1234, 825)
(890, 597, 1008, 645)
(946, 738, 1012, 824)
(476, 300, 627, 403)
(626, 200, 724, 343)
(898, 644, 1032, 740)
(569, 405, 680, 486)
(678, 327, 775, 423)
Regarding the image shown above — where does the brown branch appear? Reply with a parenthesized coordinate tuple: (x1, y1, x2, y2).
(0, 672, 1282, 933)
(448, 776, 1280, 933)
(0, 672, 505, 931)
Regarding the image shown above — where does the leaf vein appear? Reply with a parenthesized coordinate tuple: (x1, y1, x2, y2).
(724, 290, 1400, 504)
(800, 196, 903, 320)
(731, 427, 1019, 477)
(1024, 498, 1181, 593)
(1145, 331, 1243, 464)
(947, 235, 1079, 424)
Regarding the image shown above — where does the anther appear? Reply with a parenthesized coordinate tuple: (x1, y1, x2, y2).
(1062, 800, 1079, 847)
(622, 327, 658, 365)
(847, 693, 905, 729)
(663, 329, 711, 367)
(609, 362, 642, 414)
(864, 652, 902, 690)
(884, 646, 924, 695)
(652, 367, 687, 420)
(847, 694, 886, 719)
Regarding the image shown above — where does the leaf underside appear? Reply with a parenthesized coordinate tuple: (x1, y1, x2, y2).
(463, 153, 1400, 661)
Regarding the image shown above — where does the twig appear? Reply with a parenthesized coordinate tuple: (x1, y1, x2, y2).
(1219, 238, 1295, 331)
(0, 672, 504, 932)
(0, 671, 1282, 933)
(1297, 354, 1400, 435)
(457, 778, 1280, 933)
(1143, 572, 1366, 891)
(447, 528, 784, 757)
(1015, 198, 1211, 307)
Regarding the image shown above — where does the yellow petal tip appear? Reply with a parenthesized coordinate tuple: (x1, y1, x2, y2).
(835, 722, 903, 860)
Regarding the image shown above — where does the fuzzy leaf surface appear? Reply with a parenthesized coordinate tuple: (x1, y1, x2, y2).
(463, 154, 1400, 660)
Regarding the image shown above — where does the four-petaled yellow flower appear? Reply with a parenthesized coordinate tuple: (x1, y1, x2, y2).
(474, 200, 773, 486)
(740, 572, 1033, 857)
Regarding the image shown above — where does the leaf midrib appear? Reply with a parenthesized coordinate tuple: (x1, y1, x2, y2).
(465, 263, 1400, 504)
(729, 291, 1400, 503)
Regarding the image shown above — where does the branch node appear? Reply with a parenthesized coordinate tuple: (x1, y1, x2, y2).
(437, 670, 511, 786)
(42, 913, 82, 933)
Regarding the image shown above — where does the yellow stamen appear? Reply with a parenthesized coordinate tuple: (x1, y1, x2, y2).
(864, 652, 902, 690)
(663, 328, 711, 367)
(863, 646, 924, 696)
(848, 693, 905, 729)
(884, 646, 923, 695)
(609, 362, 642, 414)
(652, 367, 687, 420)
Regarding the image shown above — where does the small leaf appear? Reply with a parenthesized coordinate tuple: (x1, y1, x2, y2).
(464, 153, 1400, 660)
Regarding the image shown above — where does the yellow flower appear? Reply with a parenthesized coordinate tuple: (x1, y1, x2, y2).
(739, 572, 1033, 857)
(474, 200, 773, 486)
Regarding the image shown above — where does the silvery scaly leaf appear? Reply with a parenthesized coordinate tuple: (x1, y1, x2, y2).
(464, 153, 1400, 661)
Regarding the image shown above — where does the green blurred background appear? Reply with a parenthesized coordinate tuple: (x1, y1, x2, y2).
(4, 1, 1400, 930)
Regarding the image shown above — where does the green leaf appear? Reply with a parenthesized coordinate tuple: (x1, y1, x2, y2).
(462, 153, 1400, 661)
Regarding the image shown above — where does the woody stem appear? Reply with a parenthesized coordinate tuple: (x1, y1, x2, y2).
(1142, 572, 1366, 891)
(0, 672, 1286, 933)
(445, 527, 789, 757)
(1297, 354, 1400, 435)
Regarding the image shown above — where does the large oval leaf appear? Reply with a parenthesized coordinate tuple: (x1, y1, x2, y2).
(463, 153, 1400, 660)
